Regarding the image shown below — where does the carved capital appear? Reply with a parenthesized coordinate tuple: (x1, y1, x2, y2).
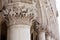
(3, 2, 38, 26)
(31, 20, 46, 33)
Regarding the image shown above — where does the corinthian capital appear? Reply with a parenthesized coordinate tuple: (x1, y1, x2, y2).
(2, 2, 38, 26)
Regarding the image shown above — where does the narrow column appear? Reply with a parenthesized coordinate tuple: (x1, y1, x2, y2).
(2, 2, 36, 40)
(38, 31, 46, 40)
(33, 20, 46, 40)
(45, 32, 52, 40)
(51, 38, 54, 40)
(46, 35, 51, 40)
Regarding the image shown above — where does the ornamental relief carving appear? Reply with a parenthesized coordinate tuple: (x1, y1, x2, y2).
(3, 2, 37, 25)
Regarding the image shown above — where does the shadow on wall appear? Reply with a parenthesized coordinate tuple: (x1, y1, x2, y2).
(1, 21, 7, 40)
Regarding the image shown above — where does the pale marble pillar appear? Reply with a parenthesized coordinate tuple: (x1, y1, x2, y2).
(45, 32, 52, 40)
(38, 31, 46, 40)
(7, 25, 31, 40)
(51, 38, 54, 40)
(33, 20, 46, 40)
(46, 35, 51, 40)
(2, 1, 37, 40)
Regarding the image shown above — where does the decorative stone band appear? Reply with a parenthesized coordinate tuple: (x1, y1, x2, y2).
(2, 2, 38, 26)
(2, 0, 32, 5)
(7, 24, 31, 30)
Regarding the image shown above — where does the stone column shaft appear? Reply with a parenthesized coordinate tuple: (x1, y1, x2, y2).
(38, 31, 46, 40)
(7, 25, 31, 40)
(46, 35, 51, 40)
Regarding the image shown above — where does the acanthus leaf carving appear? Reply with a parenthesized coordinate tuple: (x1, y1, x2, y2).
(2, 2, 38, 26)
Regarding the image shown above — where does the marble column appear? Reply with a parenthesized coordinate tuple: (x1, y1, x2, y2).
(2, 2, 36, 40)
(46, 35, 51, 40)
(45, 32, 52, 40)
(51, 38, 54, 40)
(33, 20, 46, 40)
(7, 25, 31, 40)
(38, 31, 46, 40)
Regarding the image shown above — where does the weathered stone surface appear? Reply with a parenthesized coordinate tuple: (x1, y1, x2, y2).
(0, 0, 59, 40)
